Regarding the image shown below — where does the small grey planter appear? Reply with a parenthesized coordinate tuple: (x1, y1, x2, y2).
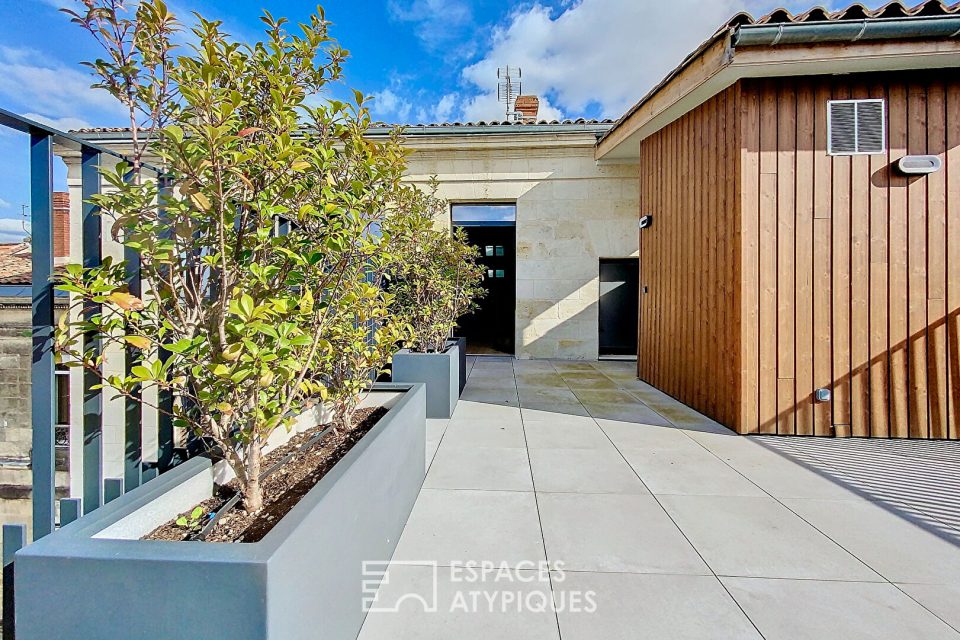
(14, 383, 426, 640)
(391, 345, 458, 418)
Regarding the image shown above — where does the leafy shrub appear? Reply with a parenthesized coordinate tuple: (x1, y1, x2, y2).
(387, 186, 486, 354)
(55, 1, 426, 513)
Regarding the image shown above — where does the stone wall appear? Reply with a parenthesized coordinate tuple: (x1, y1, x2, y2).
(402, 132, 639, 359)
(0, 303, 70, 539)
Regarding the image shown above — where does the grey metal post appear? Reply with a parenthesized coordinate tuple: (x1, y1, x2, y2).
(30, 131, 55, 539)
(3, 523, 26, 639)
(103, 478, 124, 504)
(81, 147, 103, 514)
(59, 498, 82, 527)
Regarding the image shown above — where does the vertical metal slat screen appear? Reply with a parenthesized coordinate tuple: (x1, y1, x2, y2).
(30, 131, 56, 540)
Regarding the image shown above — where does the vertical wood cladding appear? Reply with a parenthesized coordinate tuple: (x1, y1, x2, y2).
(639, 71, 959, 439)
(638, 87, 742, 429)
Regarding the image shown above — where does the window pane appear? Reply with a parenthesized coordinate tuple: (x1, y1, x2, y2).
(485, 245, 494, 256)
(495, 246, 504, 256)
(495, 269, 505, 278)
(451, 204, 516, 224)
(55, 372, 69, 427)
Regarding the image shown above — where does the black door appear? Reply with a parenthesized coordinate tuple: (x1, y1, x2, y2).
(456, 225, 516, 355)
(598, 258, 639, 357)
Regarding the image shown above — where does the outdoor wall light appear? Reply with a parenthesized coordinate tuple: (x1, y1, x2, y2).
(639, 214, 653, 229)
(815, 388, 832, 403)
(897, 155, 942, 175)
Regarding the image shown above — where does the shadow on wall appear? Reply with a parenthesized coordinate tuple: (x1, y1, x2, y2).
(757, 305, 960, 439)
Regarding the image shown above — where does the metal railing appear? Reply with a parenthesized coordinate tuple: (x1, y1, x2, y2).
(0, 108, 172, 637)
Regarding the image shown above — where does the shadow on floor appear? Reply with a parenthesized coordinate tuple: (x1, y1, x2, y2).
(462, 356, 960, 549)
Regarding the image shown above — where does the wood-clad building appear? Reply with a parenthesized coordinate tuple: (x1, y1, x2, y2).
(599, 1, 960, 439)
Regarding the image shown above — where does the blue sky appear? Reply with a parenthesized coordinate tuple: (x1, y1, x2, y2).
(0, 0, 873, 242)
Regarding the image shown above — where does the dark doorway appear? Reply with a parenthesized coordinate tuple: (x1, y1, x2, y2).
(598, 258, 639, 357)
(453, 205, 516, 356)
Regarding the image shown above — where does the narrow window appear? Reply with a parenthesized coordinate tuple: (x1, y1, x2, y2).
(827, 99, 886, 155)
(55, 365, 70, 448)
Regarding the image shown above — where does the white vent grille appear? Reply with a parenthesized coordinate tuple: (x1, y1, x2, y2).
(828, 99, 886, 155)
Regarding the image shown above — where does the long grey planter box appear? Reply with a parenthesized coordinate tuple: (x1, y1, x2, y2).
(391, 345, 458, 418)
(15, 383, 427, 640)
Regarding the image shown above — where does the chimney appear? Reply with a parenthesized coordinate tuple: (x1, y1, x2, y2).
(53, 191, 70, 259)
(514, 95, 539, 124)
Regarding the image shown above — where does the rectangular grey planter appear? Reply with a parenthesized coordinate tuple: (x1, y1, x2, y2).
(447, 336, 467, 395)
(14, 383, 426, 640)
(391, 345, 458, 418)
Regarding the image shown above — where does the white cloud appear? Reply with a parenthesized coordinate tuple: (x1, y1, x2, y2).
(433, 93, 457, 123)
(0, 46, 127, 126)
(459, 0, 750, 122)
(0, 198, 10, 209)
(388, 0, 475, 57)
(372, 89, 413, 123)
(22, 113, 92, 132)
(0, 218, 30, 243)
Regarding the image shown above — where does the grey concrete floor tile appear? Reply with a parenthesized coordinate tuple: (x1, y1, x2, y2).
(896, 583, 960, 632)
(660, 495, 881, 581)
(558, 374, 619, 390)
(442, 419, 526, 448)
(426, 445, 533, 491)
(359, 564, 560, 640)
(513, 359, 557, 370)
(551, 361, 596, 372)
(596, 418, 698, 450)
(621, 447, 766, 497)
(524, 421, 616, 450)
(521, 409, 597, 425)
(530, 448, 649, 494)
(723, 577, 960, 640)
(460, 387, 519, 401)
(462, 381, 519, 395)
(426, 419, 448, 471)
(781, 498, 960, 585)
(537, 493, 709, 574)
(452, 400, 522, 420)
(718, 448, 865, 500)
(584, 402, 672, 425)
(514, 372, 567, 388)
(556, 572, 761, 640)
(393, 489, 546, 567)
(518, 387, 581, 405)
(519, 401, 593, 417)
(570, 388, 641, 405)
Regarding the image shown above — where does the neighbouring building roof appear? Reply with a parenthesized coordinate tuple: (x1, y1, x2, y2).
(72, 118, 615, 136)
(0, 243, 31, 286)
(597, 0, 960, 160)
(0, 193, 70, 289)
(724, 0, 960, 29)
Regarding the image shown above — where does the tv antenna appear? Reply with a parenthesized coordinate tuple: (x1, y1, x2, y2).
(497, 66, 522, 121)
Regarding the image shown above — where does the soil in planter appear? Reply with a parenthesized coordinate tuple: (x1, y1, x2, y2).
(145, 406, 388, 543)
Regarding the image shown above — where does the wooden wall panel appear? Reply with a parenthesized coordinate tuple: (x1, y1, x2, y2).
(947, 83, 960, 440)
(637, 87, 742, 429)
(638, 70, 958, 440)
(737, 71, 959, 439)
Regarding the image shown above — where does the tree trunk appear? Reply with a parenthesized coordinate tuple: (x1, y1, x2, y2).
(243, 443, 264, 514)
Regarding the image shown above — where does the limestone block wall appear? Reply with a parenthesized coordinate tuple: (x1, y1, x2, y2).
(402, 132, 639, 359)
